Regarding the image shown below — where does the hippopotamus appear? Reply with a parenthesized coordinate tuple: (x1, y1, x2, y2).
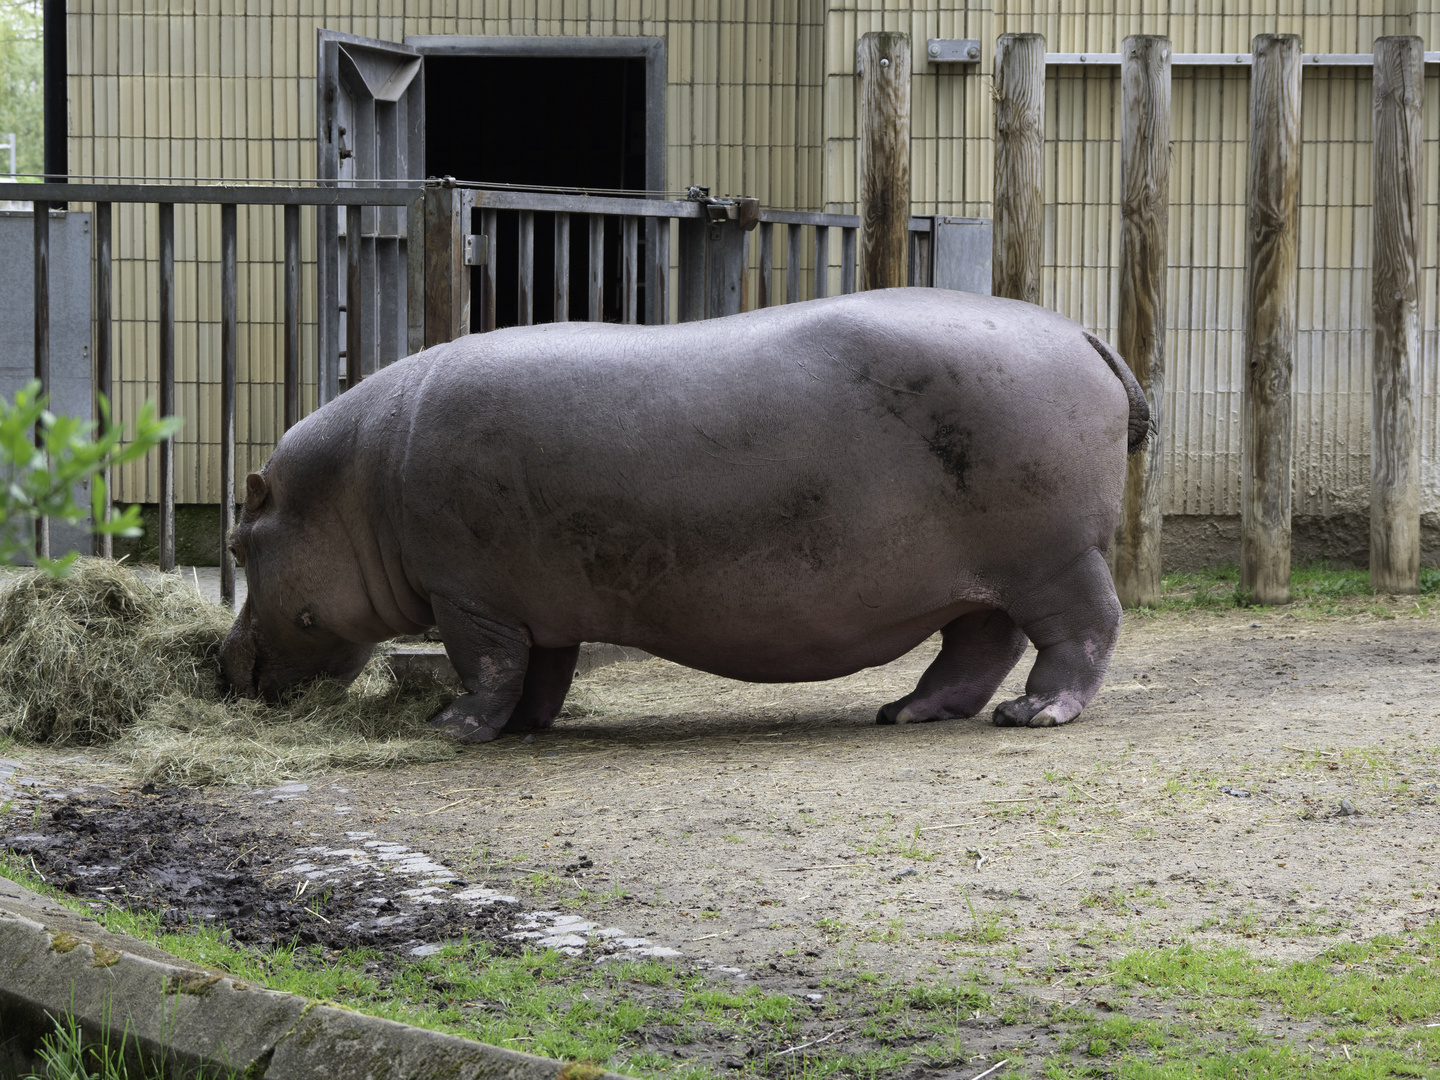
(220, 288, 1150, 740)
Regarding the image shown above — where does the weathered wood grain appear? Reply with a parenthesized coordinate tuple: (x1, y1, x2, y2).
(553, 212, 570, 323)
(992, 33, 1044, 304)
(1112, 35, 1171, 609)
(1370, 36, 1423, 595)
(423, 186, 467, 346)
(1240, 34, 1302, 606)
(857, 31, 911, 291)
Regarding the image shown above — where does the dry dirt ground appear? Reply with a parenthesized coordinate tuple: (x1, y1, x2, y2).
(4, 602, 1440, 1070)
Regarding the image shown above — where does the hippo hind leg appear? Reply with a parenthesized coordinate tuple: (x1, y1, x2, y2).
(428, 595, 532, 743)
(877, 609, 1028, 724)
(993, 546, 1121, 728)
(503, 645, 580, 733)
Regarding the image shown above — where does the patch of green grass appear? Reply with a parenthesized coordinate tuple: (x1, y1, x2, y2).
(1132, 560, 1440, 617)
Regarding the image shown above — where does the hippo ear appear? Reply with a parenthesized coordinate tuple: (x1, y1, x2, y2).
(244, 473, 270, 515)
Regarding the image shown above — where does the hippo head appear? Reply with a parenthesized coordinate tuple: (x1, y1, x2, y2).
(220, 470, 376, 700)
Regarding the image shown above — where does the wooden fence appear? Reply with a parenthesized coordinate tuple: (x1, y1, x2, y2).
(3, 177, 958, 605)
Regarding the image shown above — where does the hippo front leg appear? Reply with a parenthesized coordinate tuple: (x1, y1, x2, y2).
(993, 547, 1121, 728)
(503, 645, 581, 733)
(428, 595, 532, 743)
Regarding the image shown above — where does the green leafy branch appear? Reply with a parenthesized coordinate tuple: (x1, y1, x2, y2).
(0, 380, 182, 575)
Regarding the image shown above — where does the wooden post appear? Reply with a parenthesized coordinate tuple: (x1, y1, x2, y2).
(1112, 35, 1171, 608)
(992, 33, 1044, 303)
(1240, 34, 1302, 605)
(424, 186, 468, 345)
(857, 31, 910, 291)
(1370, 36, 1423, 594)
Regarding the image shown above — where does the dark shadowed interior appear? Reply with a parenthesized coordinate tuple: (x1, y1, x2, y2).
(424, 56, 649, 326)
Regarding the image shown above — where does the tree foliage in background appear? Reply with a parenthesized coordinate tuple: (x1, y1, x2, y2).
(0, 0, 42, 179)
(1, 381, 183, 574)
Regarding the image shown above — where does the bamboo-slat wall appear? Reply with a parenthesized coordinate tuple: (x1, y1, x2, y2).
(64, 0, 1440, 524)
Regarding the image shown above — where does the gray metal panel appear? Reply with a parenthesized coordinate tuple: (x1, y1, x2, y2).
(930, 216, 992, 296)
(317, 29, 424, 403)
(0, 209, 94, 560)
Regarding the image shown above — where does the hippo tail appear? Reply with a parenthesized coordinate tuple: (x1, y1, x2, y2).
(1083, 331, 1154, 455)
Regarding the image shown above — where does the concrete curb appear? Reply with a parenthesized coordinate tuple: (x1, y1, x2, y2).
(0, 875, 628, 1080)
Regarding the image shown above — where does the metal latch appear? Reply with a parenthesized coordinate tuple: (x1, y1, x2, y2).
(685, 189, 762, 232)
(463, 234, 488, 267)
(927, 39, 982, 63)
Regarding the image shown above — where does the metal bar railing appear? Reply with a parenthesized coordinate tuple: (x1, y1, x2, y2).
(95, 201, 113, 559)
(283, 204, 300, 431)
(157, 202, 175, 572)
(32, 200, 49, 560)
(220, 203, 237, 607)
(3, 179, 964, 593)
(1, 181, 419, 593)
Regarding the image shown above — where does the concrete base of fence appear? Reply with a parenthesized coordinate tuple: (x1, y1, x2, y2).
(0, 874, 625, 1080)
(1163, 512, 1440, 573)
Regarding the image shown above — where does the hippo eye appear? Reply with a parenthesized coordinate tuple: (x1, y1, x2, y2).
(228, 542, 246, 568)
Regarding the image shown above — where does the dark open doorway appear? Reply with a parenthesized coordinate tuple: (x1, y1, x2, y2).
(424, 53, 653, 325)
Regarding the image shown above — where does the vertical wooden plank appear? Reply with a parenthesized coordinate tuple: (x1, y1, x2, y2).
(478, 208, 497, 333)
(1241, 34, 1302, 606)
(158, 202, 176, 573)
(813, 225, 829, 299)
(1370, 35, 1424, 594)
(841, 227, 857, 294)
(553, 211, 570, 322)
(993, 33, 1045, 303)
(857, 31, 911, 291)
(346, 202, 363, 389)
(622, 216, 639, 323)
(283, 203, 300, 430)
(518, 210, 534, 326)
(424, 186, 468, 345)
(647, 218, 670, 325)
(677, 217, 705, 323)
(758, 221, 774, 308)
(406, 195, 426, 355)
(32, 201, 50, 561)
(220, 202, 237, 608)
(786, 222, 801, 303)
(588, 214, 605, 321)
(319, 205, 341, 406)
(1113, 35, 1171, 609)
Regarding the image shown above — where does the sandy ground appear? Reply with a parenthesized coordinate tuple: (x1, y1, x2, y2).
(5, 602, 1439, 1020)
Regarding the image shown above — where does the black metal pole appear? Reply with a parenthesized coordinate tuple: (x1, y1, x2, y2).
(43, 0, 67, 194)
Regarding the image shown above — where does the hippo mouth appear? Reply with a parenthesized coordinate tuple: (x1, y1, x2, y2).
(219, 601, 262, 698)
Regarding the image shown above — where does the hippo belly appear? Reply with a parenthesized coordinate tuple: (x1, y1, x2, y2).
(220, 288, 1149, 741)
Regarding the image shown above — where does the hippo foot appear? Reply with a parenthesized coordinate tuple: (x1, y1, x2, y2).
(992, 692, 1083, 728)
(875, 698, 967, 725)
(428, 694, 509, 743)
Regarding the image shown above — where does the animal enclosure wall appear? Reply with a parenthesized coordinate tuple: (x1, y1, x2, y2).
(60, 0, 1440, 546)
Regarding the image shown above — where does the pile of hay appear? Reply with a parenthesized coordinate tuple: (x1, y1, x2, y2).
(0, 560, 458, 786)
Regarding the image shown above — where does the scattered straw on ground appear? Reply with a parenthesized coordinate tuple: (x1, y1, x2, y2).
(0, 560, 458, 786)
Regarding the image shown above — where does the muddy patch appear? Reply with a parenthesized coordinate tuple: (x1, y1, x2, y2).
(0, 787, 681, 964)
